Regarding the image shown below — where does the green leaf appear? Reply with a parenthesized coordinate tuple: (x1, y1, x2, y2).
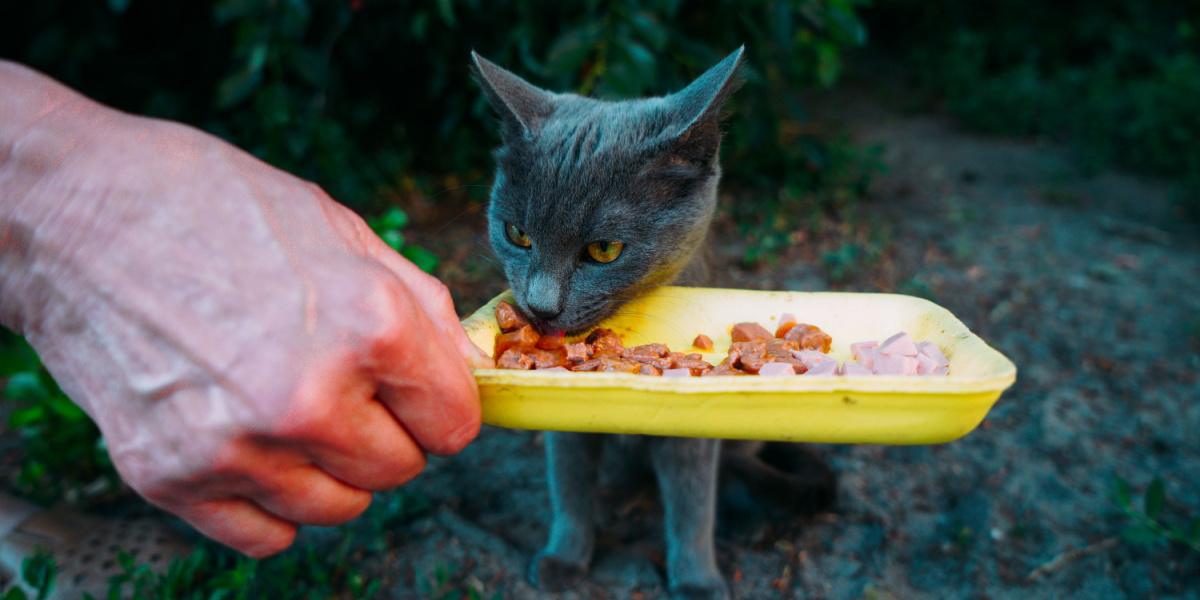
(1113, 477, 1132, 508)
(402, 245, 439, 273)
(8, 406, 47, 429)
(1145, 478, 1165, 519)
(378, 208, 409, 231)
(216, 43, 268, 109)
(1121, 523, 1160, 546)
(380, 230, 405, 252)
(436, 0, 456, 27)
(5, 372, 48, 402)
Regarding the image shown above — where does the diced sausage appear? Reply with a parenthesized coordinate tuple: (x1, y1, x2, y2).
(638, 363, 663, 376)
(564, 342, 590, 364)
(758, 362, 798, 376)
(626, 343, 670, 359)
(879, 331, 919, 357)
(916, 341, 949, 367)
(494, 325, 540, 358)
(494, 301, 531, 333)
(587, 328, 625, 357)
(774, 313, 798, 338)
(731, 322, 774, 343)
(784, 324, 832, 353)
(529, 348, 567, 369)
(692, 334, 714, 350)
(496, 348, 534, 370)
(536, 331, 566, 350)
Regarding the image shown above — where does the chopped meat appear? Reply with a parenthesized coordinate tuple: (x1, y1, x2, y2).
(496, 348, 534, 370)
(841, 361, 873, 376)
(663, 368, 694, 377)
(784, 324, 832, 353)
(494, 324, 540, 358)
(916, 341, 949, 367)
(851, 341, 879, 369)
(571, 358, 603, 372)
(758, 362, 798, 376)
(625, 354, 673, 370)
(692, 334, 714, 351)
(731, 322, 774, 343)
(674, 356, 714, 375)
(874, 354, 918, 375)
(703, 362, 742, 376)
(569, 356, 643, 374)
(878, 331, 919, 357)
(804, 359, 838, 376)
(587, 328, 625, 357)
(495, 301, 531, 333)
(728, 341, 768, 373)
(536, 331, 566, 350)
(626, 343, 670, 359)
(564, 342, 590, 364)
(915, 352, 939, 375)
(529, 348, 567, 369)
(774, 313, 798, 338)
(684, 353, 704, 360)
(638, 363, 663, 376)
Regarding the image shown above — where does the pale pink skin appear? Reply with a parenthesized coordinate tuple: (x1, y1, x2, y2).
(0, 62, 489, 557)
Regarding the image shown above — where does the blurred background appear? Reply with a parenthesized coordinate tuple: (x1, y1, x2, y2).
(0, 1, 1197, 597)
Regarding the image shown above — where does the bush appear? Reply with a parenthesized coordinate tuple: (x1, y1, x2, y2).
(0, 0, 872, 217)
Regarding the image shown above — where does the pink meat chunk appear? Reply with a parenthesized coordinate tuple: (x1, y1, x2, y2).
(932, 365, 950, 376)
(841, 361, 873, 376)
(663, 368, 693, 377)
(878, 331, 919, 357)
(915, 352, 939, 375)
(758, 362, 798, 376)
(916, 341, 949, 367)
(804, 359, 838, 376)
(874, 354, 918, 375)
(851, 341, 879, 368)
(792, 350, 831, 369)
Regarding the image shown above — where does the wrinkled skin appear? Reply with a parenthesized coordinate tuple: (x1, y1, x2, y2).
(0, 62, 488, 557)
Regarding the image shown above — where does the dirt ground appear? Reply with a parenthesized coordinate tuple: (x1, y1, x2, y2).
(375, 91, 1200, 599)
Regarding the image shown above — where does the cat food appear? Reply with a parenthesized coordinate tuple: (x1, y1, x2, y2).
(489, 301, 949, 377)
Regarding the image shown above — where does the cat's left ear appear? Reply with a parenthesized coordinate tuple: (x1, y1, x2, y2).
(656, 46, 745, 166)
(471, 51, 555, 141)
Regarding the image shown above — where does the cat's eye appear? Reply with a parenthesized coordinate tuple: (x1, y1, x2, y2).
(505, 223, 532, 248)
(585, 240, 624, 264)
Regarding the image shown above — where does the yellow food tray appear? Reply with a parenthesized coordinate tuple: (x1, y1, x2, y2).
(461, 287, 1017, 444)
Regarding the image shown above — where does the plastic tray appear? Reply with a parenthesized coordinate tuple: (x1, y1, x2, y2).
(461, 287, 1017, 444)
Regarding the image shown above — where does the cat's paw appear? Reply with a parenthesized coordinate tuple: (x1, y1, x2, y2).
(528, 550, 588, 592)
(669, 578, 730, 600)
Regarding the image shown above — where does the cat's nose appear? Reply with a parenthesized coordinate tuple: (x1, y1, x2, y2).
(528, 302, 562, 321)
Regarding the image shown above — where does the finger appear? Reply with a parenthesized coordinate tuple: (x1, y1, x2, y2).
(368, 281, 481, 456)
(298, 396, 429, 490)
(175, 498, 297, 558)
(241, 463, 373, 526)
(365, 235, 492, 368)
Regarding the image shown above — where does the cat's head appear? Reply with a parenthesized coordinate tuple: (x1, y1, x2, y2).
(473, 48, 743, 334)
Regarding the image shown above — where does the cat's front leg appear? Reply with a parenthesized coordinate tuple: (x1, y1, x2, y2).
(651, 437, 728, 600)
(530, 431, 603, 591)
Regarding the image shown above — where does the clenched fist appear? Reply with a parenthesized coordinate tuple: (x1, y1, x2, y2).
(0, 61, 487, 556)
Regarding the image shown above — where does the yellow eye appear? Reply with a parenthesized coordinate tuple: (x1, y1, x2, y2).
(505, 223, 532, 248)
(585, 240, 624, 263)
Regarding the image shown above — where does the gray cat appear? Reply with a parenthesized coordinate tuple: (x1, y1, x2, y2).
(472, 48, 833, 599)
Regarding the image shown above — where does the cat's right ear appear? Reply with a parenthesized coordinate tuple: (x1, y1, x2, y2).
(471, 51, 555, 141)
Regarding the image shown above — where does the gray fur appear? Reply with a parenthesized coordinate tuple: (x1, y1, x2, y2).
(475, 48, 744, 599)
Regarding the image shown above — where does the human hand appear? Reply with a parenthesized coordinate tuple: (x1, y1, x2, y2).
(0, 62, 487, 556)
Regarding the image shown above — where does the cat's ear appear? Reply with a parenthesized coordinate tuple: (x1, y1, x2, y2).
(657, 46, 745, 166)
(471, 51, 555, 141)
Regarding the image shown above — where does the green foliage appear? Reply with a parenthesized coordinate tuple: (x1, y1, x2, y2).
(1112, 476, 1200, 553)
(0, 335, 118, 505)
(868, 0, 1200, 213)
(367, 207, 439, 273)
(0, 0, 873, 230)
(2, 491, 434, 598)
